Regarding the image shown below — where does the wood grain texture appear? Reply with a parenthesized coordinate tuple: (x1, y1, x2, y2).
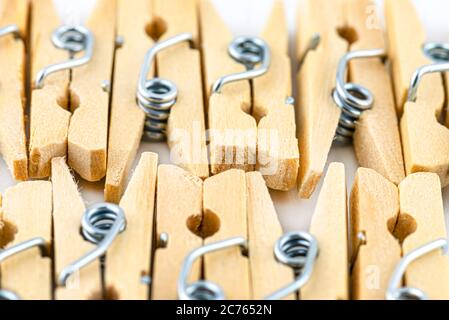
(1, 181, 52, 300)
(203, 169, 251, 299)
(246, 171, 293, 300)
(350, 167, 401, 300)
(302, 163, 348, 300)
(105, 0, 152, 203)
(152, 164, 203, 300)
(255, 1, 299, 191)
(29, 0, 71, 178)
(51, 157, 101, 300)
(200, 0, 256, 174)
(0, 0, 28, 181)
(385, 0, 449, 187)
(296, 0, 347, 198)
(68, 0, 116, 182)
(398, 173, 449, 299)
(106, 152, 158, 300)
(347, 0, 405, 186)
(155, 0, 209, 179)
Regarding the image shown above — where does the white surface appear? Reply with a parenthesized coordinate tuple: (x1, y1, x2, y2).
(2, 0, 449, 234)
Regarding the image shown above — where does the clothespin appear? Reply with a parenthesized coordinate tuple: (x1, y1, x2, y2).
(297, 0, 404, 198)
(0, 181, 52, 300)
(350, 168, 401, 300)
(30, 0, 116, 181)
(51, 157, 102, 299)
(385, 0, 449, 187)
(301, 163, 348, 300)
(0, 0, 28, 181)
(104, 152, 158, 300)
(152, 165, 203, 299)
(253, 1, 299, 191)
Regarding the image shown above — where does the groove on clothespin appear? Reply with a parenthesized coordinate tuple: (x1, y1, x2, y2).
(202, 169, 251, 299)
(246, 171, 294, 299)
(385, 0, 449, 186)
(397, 173, 449, 299)
(0, 0, 28, 181)
(153, 0, 209, 179)
(350, 167, 401, 300)
(105, 0, 152, 203)
(152, 164, 203, 300)
(67, 0, 116, 182)
(0, 181, 52, 300)
(105, 152, 158, 300)
(301, 163, 348, 300)
(296, 0, 347, 198)
(199, 0, 256, 174)
(346, 0, 405, 185)
(51, 157, 102, 300)
(254, 1, 299, 191)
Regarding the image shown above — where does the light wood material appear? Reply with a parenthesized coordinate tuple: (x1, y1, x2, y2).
(0, 0, 28, 181)
(68, 0, 116, 182)
(347, 0, 405, 185)
(302, 163, 348, 300)
(29, 0, 71, 178)
(105, 0, 152, 203)
(385, 0, 449, 187)
(398, 173, 449, 299)
(203, 169, 251, 299)
(350, 167, 401, 300)
(255, 1, 299, 191)
(1, 181, 52, 300)
(152, 164, 203, 300)
(200, 0, 256, 174)
(246, 171, 293, 299)
(51, 157, 101, 300)
(155, 0, 209, 179)
(296, 0, 347, 198)
(106, 152, 158, 300)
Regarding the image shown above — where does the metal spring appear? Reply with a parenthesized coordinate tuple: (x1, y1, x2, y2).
(35, 25, 94, 89)
(265, 232, 318, 300)
(332, 49, 386, 143)
(386, 238, 448, 300)
(0, 290, 20, 300)
(178, 237, 248, 300)
(0, 24, 20, 39)
(137, 33, 194, 142)
(58, 203, 126, 286)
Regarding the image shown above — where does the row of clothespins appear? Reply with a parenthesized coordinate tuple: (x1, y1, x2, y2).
(0, 0, 448, 300)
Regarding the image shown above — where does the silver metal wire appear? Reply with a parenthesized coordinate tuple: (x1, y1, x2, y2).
(212, 36, 270, 94)
(35, 25, 94, 89)
(332, 49, 386, 143)
(386, 238, 448, 300)
(265, 232, 318, 300)
(0, 290, 20, 300)
(0, 24, 20, 39)
(58, 203, 126, 286)
(137, 33, 194, 141)
(178, 237, 248, 300)
(407, 42, 449, 103)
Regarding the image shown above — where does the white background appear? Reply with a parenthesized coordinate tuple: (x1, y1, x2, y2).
(2, 0, 449, 234)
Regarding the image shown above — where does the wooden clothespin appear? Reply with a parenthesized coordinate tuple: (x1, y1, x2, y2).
(0, 0, 28, 181)
(199, 0, 257, 174)
(254, 1, 298, 191)
(297, 0, 404, 198)
(30, 0, 116, 181)
(397, 173, 449, 299)
(152, 165, 203, 300)
(301, 163, 348, 300)
(350, 167, 401, 300)
(105, 152, 158, 300)
(385, 0, 449, 186)
(105, 0, 152, 203)
(0, 181, 52, 300)
(52, 157, 102, 300)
